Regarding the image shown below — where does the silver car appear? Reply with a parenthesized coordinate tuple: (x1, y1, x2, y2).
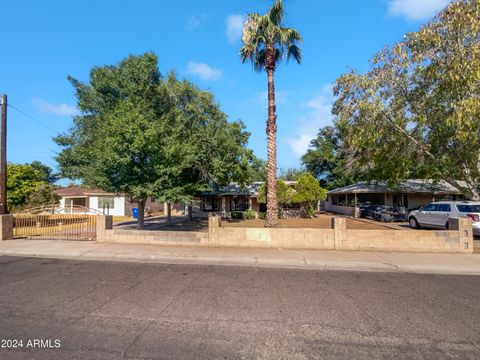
(408, 201, 480, 234)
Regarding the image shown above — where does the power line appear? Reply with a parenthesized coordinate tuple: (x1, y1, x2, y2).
(7, 103, 61, 135)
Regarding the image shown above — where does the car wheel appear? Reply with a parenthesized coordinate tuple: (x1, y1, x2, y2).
(445, 221, 449, 230)
(409, 217, 419, 229)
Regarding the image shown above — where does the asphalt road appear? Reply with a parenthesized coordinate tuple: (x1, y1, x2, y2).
(0, 256, 479, 359)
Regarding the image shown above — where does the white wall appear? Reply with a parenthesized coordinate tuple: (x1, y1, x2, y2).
(325, 203, 356, 217)
(90, 195, 126, 216)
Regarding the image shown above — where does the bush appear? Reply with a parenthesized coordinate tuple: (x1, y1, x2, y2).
(245, 209, 256, 220)
(231, 211, 244, 220)
(258, 212, 266, 220)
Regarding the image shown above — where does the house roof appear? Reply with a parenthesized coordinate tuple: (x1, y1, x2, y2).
(327, 180, 465, 195)
(54, 187, 113, 197)
(200, 181, 297, 197)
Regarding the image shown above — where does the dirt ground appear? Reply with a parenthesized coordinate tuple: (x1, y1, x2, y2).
(157, 214, 393, 231)
(223, 215, 392, 230)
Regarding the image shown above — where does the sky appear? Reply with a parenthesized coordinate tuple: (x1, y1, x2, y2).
(2, 0, 451, 180)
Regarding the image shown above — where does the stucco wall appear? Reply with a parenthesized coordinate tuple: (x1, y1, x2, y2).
(90, 196, 126, 216)
(325, 204, 356, 216)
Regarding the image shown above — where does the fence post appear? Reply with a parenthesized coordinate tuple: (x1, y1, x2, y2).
(208, 215, 221, 247)
(448, 218, 474, 253)
(331, 217, 347, 250)
(0, 214, 13, 240)
(96, 215, 113, 242)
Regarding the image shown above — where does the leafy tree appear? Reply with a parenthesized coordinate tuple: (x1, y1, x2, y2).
(258, 173, 327, 216)
(247, 157, 267, 182)
(257, 179, 295, 205)
(292, 173, 327, 214)
(26, 183, 60, 207)
(241, 0, 302, 227)
(56, 53, 257, 228)
(333, 0, 480, 199)
(301, 126, 353, 189)
(6, 163, 47, 211)
(30, 161, 58, 184)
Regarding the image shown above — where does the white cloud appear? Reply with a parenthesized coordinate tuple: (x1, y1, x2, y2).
(388, 0, 450, 21)
(32, 99, 79, 116)
(185, 14, 208, 31)
(226, 14, 245, 43)
(186, 62, 223, 81)
(283, 85, 334, 158)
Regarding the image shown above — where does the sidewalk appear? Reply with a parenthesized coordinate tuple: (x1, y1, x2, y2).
(1, 239, 480, 275)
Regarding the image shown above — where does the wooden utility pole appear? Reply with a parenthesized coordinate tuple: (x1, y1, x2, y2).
(0, 94, 7, 214)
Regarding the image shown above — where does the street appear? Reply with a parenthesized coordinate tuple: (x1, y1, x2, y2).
(0, 256, 479, 359)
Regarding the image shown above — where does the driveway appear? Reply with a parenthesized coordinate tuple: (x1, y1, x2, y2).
(0, 256, 479, 359)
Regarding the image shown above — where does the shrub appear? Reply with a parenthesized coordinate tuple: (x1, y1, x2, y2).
(245, 209, 256, 220)
(231, 211, 244, 220)
(258, 212, 266, 220)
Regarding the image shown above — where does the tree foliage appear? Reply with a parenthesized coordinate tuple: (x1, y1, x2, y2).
(257, 180, 294, 204)
(6, 162, 57, 211)
(333, 0, 480, 198)
(292, 173, 327, 204)
(257, 173, 327, 206)
(301, 126, 353, 190)
(55, 53, 258, 228)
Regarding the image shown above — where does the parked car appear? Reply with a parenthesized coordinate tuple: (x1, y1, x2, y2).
(408, 201, 480, 234)
(361, 205, 407, 223)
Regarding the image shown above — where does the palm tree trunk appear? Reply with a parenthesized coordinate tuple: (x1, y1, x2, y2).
(266, 68, 278, 227)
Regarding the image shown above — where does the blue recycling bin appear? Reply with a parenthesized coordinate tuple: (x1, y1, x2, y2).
(132, 208, 139, 219)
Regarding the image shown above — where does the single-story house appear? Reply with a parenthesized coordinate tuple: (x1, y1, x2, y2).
(54, 187, 163, 216)
(191, 181, 299, 218)
(325, 179, 467, 217)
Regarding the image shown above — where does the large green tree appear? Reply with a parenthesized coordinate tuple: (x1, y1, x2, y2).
(56, 53, 257, 228)
(301, 126, 352, 190)
(6, 162, 57, 211)
(240, 0, 302, 227)
(333, 0, 480, 199)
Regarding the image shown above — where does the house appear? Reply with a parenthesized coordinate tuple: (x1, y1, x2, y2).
(54, 187, 163, 216)
(192, 181, 299, 218)
(325, 179, 467, 217)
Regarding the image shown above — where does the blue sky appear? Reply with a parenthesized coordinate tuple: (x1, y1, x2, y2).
(2, 0, 450, 180)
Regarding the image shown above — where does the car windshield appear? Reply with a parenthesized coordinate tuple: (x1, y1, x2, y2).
(456, 204, 480, 213)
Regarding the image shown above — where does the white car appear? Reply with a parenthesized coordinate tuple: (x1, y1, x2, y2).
(408, 201, 480, 235)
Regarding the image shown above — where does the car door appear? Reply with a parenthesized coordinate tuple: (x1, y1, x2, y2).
(432, 204, 451, 228)
(416, 203, 437, 227)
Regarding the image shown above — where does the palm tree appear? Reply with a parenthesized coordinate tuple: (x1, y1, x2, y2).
(240, 0, 302, 227)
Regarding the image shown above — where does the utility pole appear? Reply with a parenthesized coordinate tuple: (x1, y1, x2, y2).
(0, 94, 7, 214)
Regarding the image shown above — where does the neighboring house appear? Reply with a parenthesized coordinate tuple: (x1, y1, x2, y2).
(325, 179, 467, 217)
(54, 187, 163, 216)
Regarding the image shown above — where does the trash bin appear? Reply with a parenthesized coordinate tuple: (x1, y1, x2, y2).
(132, 208, 139, 219)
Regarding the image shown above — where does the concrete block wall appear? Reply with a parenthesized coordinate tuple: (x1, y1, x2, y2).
(98, 229, 208, 246)
(95, 215, 473, 253)
(218, 227, 335, 249)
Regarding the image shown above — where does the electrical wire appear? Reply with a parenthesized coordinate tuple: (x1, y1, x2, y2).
(7, 103, 61, 136)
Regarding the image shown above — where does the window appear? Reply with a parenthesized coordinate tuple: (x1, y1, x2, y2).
(423, 204, 436, 211)
(456, 204, 480, 213)
(201, 196, 219, 212)
(230, 196, 247, 211)
(98, 196, 115, 210)
(436, 204, 451, 212)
